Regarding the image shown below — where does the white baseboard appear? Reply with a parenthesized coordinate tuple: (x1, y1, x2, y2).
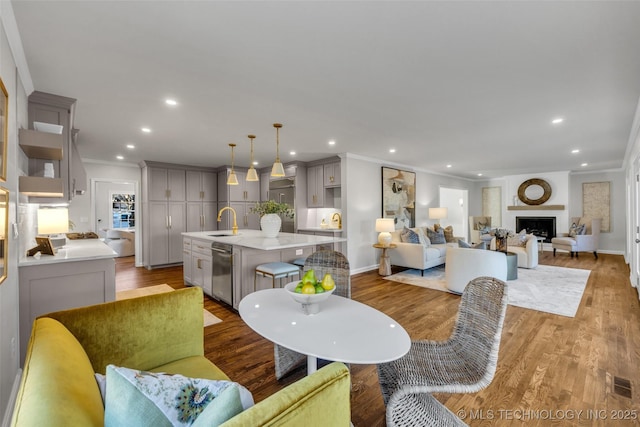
(2, 370, 22, 427)
(350, 265, 379, 275)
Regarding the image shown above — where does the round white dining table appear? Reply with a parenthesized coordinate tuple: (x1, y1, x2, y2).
(239, 287, 411, 375)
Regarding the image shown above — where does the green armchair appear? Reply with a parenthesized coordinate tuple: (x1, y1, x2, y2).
(11, 287, 351, 426)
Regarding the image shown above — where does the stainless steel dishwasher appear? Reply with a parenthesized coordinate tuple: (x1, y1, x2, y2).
(211, 242, 233, 306)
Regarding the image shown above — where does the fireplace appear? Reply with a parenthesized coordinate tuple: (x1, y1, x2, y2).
(516, 217, 556, 243)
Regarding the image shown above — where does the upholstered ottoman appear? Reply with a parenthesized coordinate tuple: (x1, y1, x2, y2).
(551, 236, 577, 257)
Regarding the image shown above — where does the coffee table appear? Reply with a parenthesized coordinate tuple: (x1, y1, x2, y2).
(239, 288, 411, 375)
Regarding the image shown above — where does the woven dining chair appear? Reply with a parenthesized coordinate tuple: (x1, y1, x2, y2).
(377, 276, 508, 426)
(274, 250, 351, 380)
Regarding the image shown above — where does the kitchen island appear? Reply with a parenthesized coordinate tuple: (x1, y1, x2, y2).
(182, 230, 347, 309)
(18, 239, 117, 362)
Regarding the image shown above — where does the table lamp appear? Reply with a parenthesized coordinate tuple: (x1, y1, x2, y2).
(376, 218, 395, 247)
(37, 207, 69, 251)
(429, 207, 448, 227)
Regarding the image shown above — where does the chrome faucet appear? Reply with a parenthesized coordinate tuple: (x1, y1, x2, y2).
(331, 212, 342, 229)
(217, 206, 238, 235)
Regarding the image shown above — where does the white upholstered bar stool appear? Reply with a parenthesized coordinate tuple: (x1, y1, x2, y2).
(255, 262, 301, 290)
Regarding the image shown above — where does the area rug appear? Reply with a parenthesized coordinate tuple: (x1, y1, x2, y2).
(116, 284, 223, 327)
(384, 265, 591, 317)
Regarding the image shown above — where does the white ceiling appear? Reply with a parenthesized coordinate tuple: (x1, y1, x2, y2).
(10, 1, 640, 179)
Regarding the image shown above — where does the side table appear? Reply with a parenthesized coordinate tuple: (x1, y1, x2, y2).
(373, 243, 397, 276)
(505, 251, 518, 280)
(534, 235, 545, 253)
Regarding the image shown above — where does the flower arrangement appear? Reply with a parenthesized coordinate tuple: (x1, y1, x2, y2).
(490, 228, 514, 238)
(490, 228, 513, 252)
(250, 200, 294, 218)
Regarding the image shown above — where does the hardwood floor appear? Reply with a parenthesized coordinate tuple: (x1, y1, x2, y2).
(116, 252, 640, 426)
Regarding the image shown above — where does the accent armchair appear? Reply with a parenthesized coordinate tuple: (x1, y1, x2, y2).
(377, 277, 508, 427)
(469, 216, 492, 244)
(551, 218, 601, 259)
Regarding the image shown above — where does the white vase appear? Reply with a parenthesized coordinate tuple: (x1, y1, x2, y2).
(260, 214, 282, 238)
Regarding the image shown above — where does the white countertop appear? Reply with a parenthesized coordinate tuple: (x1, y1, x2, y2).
(297, 227, 343, 233)
(183, 229, 346, 250)
(19, 239, 118, 267)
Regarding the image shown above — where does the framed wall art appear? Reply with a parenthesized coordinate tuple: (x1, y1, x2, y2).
(583, 181, 610, 232)
(381, 167, 416, 230)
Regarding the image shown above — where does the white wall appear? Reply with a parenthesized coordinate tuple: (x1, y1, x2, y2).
(344, 154, 477, 273)
(68, 161, 141, 233)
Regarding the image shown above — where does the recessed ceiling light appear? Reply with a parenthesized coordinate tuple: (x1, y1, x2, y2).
(552, 118, 564, 124)
(252, 161, 258, 166)
(446, 164, 452, 168)
(116, 155, 124, 160)
(141, 127, 151, 133)
(165, 99, 178, 106)
(571, 149, 580, 154)
(477, 173, 483, 177)
(126, 144, 135, 149)
(328, 140, 336, 145)
(389, 148, 396, 153)
(581, 163, 588, 167)
(289, 151, 296, 156)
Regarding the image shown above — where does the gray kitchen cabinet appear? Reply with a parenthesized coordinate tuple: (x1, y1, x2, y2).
(183, 238, 193, 283)
(190, 238, 213, 296)
(260, 171, 270, 201)
(217, 168, 261, 231)
(148, 201, 186, 266)
(142, 161, 216, 268)
(186, 201, 217, 232)
(217, 201, 259, 231)
(307, 165, 324, 207)
(149, 168, 186, 202)
(218, 169, 260, 202)
(22, 91, 86, 201)
(323, 162, 341, 187)
(186, 170, 217, 202)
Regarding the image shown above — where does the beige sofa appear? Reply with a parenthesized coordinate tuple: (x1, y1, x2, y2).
(388, 227, 458, 275)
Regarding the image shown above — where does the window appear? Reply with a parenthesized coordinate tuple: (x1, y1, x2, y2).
(111, 193, 135, 229)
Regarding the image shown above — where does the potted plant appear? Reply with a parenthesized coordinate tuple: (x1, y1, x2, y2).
(250, 200, 294, 237)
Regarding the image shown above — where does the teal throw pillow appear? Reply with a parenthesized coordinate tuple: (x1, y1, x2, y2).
(400, 227, 420, 244)
(426, 227, 446, 244)
(104, 365, 253, 427)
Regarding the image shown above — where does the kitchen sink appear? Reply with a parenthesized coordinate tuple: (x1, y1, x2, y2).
(209, 233, 238, 237)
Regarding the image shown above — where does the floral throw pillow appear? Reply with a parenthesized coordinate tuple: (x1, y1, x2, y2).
(103, 365, 254, 427)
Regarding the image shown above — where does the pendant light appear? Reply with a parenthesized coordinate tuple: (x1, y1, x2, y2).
(246, 134, 259, 182)
(271, 123, 285, 177)
(227, 143, 239, 185)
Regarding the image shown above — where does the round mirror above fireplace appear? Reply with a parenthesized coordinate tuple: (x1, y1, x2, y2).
(518, 178, 552, 205)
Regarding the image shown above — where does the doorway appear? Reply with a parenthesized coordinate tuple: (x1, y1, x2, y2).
(91, 179, 141, 266)
(439, 187, 469, 241)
